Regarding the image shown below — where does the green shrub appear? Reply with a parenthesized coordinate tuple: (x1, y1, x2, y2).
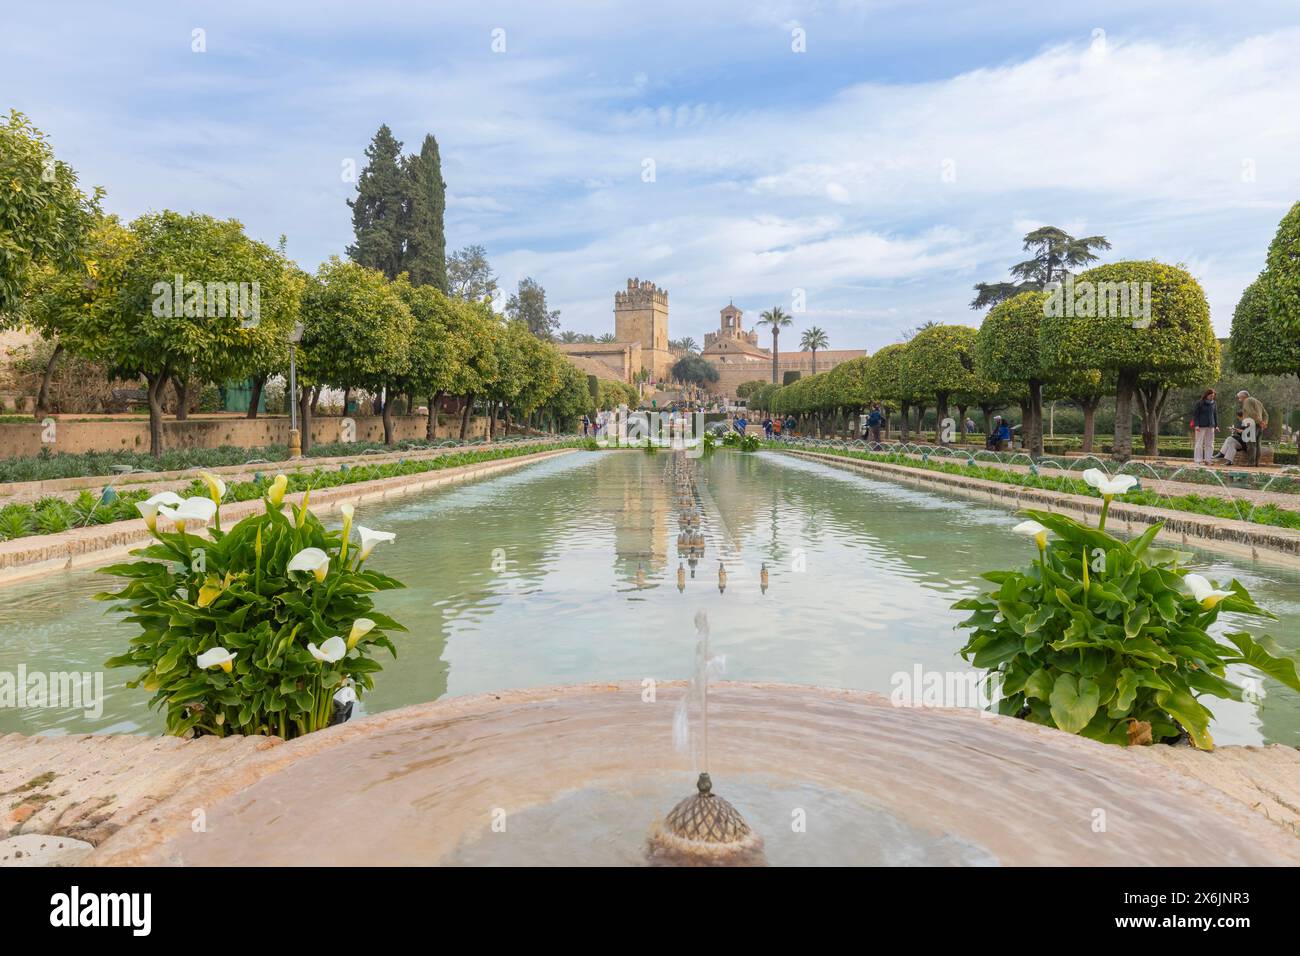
(101, 481, 407, 738)
(953, 509, 1300, 748)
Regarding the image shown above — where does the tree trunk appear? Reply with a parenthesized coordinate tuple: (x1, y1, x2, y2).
(811, 349, 818, 375)
(173, 378, 190, 421)
(460, 393, 473, 440)
(144, 370, 170, 457)
(900, 401, 910, 442)
(246, 374, 266, 419)
(382, 389, 395, 445)
(1135, 384, 1169, 457)
(1113, 369, 1138, 461)
(311, 387, 323, 415)
(36, 342, 63, 416)
(936, 394, 950, 444)
(501, 403, 510, 437)
(1076, 398, 1099, 454)
(342, 387, 352, 415)
(426, 393, 438, 440)
(1027, 378, 1044, 456)
(298, 386, 313, 455)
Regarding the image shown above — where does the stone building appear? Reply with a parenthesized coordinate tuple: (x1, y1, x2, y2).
(556, 279, 865, 400)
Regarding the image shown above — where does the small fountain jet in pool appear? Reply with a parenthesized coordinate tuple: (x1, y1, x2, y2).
(648, 611, 762, 865)
(717, 561, 727, 593)
(760, 562, 769, 594)
(677, 562, 686, 592)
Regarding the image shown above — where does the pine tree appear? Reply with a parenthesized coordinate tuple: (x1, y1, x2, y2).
(347, 125, 407, 280)
(403, 133, 448, 291)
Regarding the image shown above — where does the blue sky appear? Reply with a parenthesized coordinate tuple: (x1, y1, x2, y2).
(4, 1, 1299, 348)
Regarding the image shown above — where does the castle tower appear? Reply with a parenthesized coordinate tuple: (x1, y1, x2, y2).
(614, 278, 672, 381)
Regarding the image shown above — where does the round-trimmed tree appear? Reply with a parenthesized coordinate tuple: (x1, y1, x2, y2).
(1264, 201, 1300, 335)
(1231, 273, 1300, 386)
(974, 291, 1050, 455)
(1040, 260, 1215, 461)
(898, 324, 979, 444)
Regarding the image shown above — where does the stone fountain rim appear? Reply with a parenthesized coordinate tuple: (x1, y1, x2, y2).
(87, 680, 1300, 866)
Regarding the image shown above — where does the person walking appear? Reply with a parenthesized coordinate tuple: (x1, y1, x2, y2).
(1190, 389, 1218, 465)
(785, 415, 796, 438)
(763, 416, 774, 439)
(1237, 390, 1268, 466)
(866, 403, 884, 448)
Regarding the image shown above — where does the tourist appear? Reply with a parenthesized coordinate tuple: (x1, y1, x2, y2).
(1215, 412, 1247, 464)
(763, 416, 774, 439)
(866, 403, 884, 447)
(988, 416, 1013, 451)
(581, 414, 590, 437)
(785, 415, 796, 437)
(772, 417, 783, 438)
(1189, 389, 1218, 465)
(1237, 390, 1268, 466)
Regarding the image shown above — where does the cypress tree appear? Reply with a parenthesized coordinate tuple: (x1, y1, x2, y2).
(403, 133, 448, 291)
(347, 125, 407, 280)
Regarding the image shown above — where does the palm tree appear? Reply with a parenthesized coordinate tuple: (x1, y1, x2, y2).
(757, 306, 792, 384)
(559, 330, 582, 343)
(799, 326, 829, 373)
(597, 332, 617, 343)
(675, 336, 699, 354)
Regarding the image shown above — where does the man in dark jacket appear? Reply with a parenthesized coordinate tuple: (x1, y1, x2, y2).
(866, 403, 884, 447)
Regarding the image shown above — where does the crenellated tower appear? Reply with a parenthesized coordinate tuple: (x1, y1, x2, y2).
(614, 278, 672, 380)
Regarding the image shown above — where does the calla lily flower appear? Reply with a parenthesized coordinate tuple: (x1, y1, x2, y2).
(339, 503, 355, 560)
(287, 547, 330, 582)
(357, 526, 396, 560)
(1082, 468, 1138, 497)
(197, 647, 237, 673)
(308, 636, 347, 663)
(1013, 519, 1050, 550)
(267, 474, 288, 508)
(157, 496, 218, 532)
(197, 470, 227, 505)
(1184, 573, 1233, 610)
(136, 491, 184, 531)
(347, 617, 375, 650)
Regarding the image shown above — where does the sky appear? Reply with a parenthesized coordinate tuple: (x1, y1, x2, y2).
(4, 0, 1299, 349)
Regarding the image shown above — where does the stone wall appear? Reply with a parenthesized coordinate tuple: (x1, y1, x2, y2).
(0, 413, 493, 458)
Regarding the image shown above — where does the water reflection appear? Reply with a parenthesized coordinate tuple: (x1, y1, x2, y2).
(0, 449, 1296, 746)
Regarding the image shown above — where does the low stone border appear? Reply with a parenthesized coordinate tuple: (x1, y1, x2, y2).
(783, 449, 1300, 568)
(0, 434, 561, 502)
(0, 446, 577, 585)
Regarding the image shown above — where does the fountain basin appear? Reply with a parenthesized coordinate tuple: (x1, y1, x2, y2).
(86, 682, 1300, 866)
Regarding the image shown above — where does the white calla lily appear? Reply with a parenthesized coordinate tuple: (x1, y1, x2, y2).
(196, 647, 237, 673)
(308, 636, 347, 663)
(136, 491, 184, 531)
(357, 526, 396, 560)
(287, 547, 330, 582)
(157, 496, 218, 532)
(1013, 519, 1050, 550)
(346, 617, 375, 650)
(1184, 573, 1233, 610)
(1082, 468, 1138, 497)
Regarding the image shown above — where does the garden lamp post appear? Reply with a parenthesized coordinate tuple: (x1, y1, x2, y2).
(288, 321, 304, 458)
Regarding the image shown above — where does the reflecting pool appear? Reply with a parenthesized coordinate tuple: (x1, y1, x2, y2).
(1, 450, 1296, 745)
